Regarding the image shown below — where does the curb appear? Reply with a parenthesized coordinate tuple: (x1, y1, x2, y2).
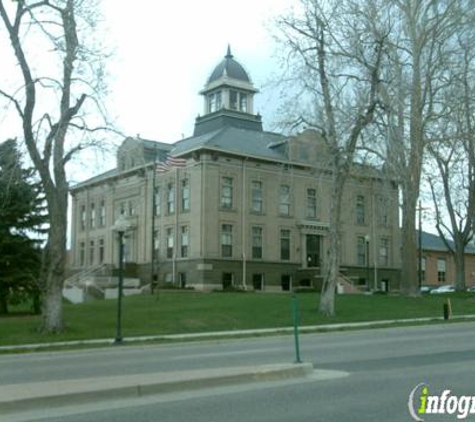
(0, 363, 314, 414)
(1, 315, 474, 353)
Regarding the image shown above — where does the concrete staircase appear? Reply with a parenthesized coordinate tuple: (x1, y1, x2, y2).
(336, 273, 363, 294)
(63, 265, 143, 304)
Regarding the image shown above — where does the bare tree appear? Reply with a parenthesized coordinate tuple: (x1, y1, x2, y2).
(275, 0, 386, 316)
(379, 0, 471, 296)
(0, 0, 108, 332)
(426, 35, 475, 291)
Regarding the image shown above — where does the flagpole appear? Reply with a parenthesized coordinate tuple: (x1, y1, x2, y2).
(150, 143, 158, 296)
(173, 167, 179, 286)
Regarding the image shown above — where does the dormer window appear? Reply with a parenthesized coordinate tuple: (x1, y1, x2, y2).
(230, 90, 238, 110)
(208, 94, 216, 113)
(207, 91, 222, 113)
(229, 90, 248, 112)
(240, 93, 247, 112)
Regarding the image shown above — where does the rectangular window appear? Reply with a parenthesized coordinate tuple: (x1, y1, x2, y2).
(181, 226, 189, 258)
(221, 224, 233, 258)
(377, 196, 389, 226)
(240, 93, 247, 112)
(357, 236, 367, 266)
(80, 205, 86, 231)
(167, 183, 175, 214)
(279, 185, 290, 216)
(252, 226, 263, 259)
(79, 241, 85, 266)
(215, 91, 222, 110)
(251, 181, 263, 213)
(119, 202, 126, 216)
(90, 203, 96, 229)
(280, 229, 290, 260)
(230, 90, 238, 110)
(153, 229, 160, 260)
(356, 195, 365, 225)
(166, 228, 174, 259)
(181, 179, 190, 212)
(307, 188, 317, 219)
(208, 93, 216, 113)
(99, 239, 105, 264)
(379, 238, 389, 266)
(221, 177, 233, 209)
(128, 200, 135, 216)
(154, 186, 161, 216)
(89, 240, 95, 265)
(437, 258, 446, 283)
(99, 200, 106, 227)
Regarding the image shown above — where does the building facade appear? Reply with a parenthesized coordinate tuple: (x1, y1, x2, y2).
(420, 231, 475, 287)
(70, 48, 401, 292)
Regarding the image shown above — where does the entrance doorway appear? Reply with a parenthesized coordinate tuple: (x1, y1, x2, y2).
(306, 234, 321, 267)
(252, 274, 264, 291)
(222, 273, 234, 290)
(281, 275, 291, 291)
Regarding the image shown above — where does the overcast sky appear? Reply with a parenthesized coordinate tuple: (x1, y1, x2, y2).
(101, 0, 292, 144)
(0, 1, 293, 162)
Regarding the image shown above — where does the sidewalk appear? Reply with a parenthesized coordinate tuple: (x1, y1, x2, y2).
(0, 314, 474, 353)
(0, 363, 322, 415)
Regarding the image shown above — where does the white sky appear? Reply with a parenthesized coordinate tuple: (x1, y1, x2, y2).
(0, 0, 293, 171)
(101, 0, 292, 144)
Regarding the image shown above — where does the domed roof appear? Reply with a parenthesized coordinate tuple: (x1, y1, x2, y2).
(208, 46, 251, 83)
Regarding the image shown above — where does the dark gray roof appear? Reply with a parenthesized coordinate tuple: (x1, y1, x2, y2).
(420, 231, 475, 254)
(141, 139, 174, 151)
(194, 109, 262, 135)
(208, 47, 250, 83)
(171, 126, 286, 162)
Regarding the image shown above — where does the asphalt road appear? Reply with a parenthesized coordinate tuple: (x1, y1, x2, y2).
(4, 321, 475, 421)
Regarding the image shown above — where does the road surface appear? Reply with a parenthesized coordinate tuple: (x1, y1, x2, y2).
(3, 321, 475, 421)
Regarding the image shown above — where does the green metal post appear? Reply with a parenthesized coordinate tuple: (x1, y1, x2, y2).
(115, 231, 124, 344)
(292, 292, 302, 363)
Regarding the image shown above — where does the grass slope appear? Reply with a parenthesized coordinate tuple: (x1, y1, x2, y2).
(0, 291, 474, 346)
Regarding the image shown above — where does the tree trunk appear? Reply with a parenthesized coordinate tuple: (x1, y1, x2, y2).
(40, 191, 67, 333)
(319, 226, 339, 316)
(453, 239, 466, 291)
(400, 189, 419, 296)
(319, 173, 344, 316)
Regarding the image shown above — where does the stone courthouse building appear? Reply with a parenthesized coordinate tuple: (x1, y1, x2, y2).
(70, 47, 401, 292)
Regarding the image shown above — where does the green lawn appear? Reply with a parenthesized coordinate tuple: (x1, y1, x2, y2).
(1, 291, 474, 346)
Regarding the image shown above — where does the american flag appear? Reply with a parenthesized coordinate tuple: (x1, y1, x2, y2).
(156, 154, 186, 173)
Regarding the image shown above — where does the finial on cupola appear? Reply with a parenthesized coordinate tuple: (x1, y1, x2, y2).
(225, 44, 233, 59)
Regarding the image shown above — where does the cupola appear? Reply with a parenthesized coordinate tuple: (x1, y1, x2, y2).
(194, 46, 262, 136)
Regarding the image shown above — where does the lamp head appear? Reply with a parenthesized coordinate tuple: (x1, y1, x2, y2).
(113, 215, 129, 234)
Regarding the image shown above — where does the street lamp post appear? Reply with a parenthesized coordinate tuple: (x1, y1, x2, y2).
(365, 235, 370, 291)
(113, 215, 128, 344)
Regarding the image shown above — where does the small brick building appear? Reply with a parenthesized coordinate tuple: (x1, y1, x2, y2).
(420, 231, 475, 288)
